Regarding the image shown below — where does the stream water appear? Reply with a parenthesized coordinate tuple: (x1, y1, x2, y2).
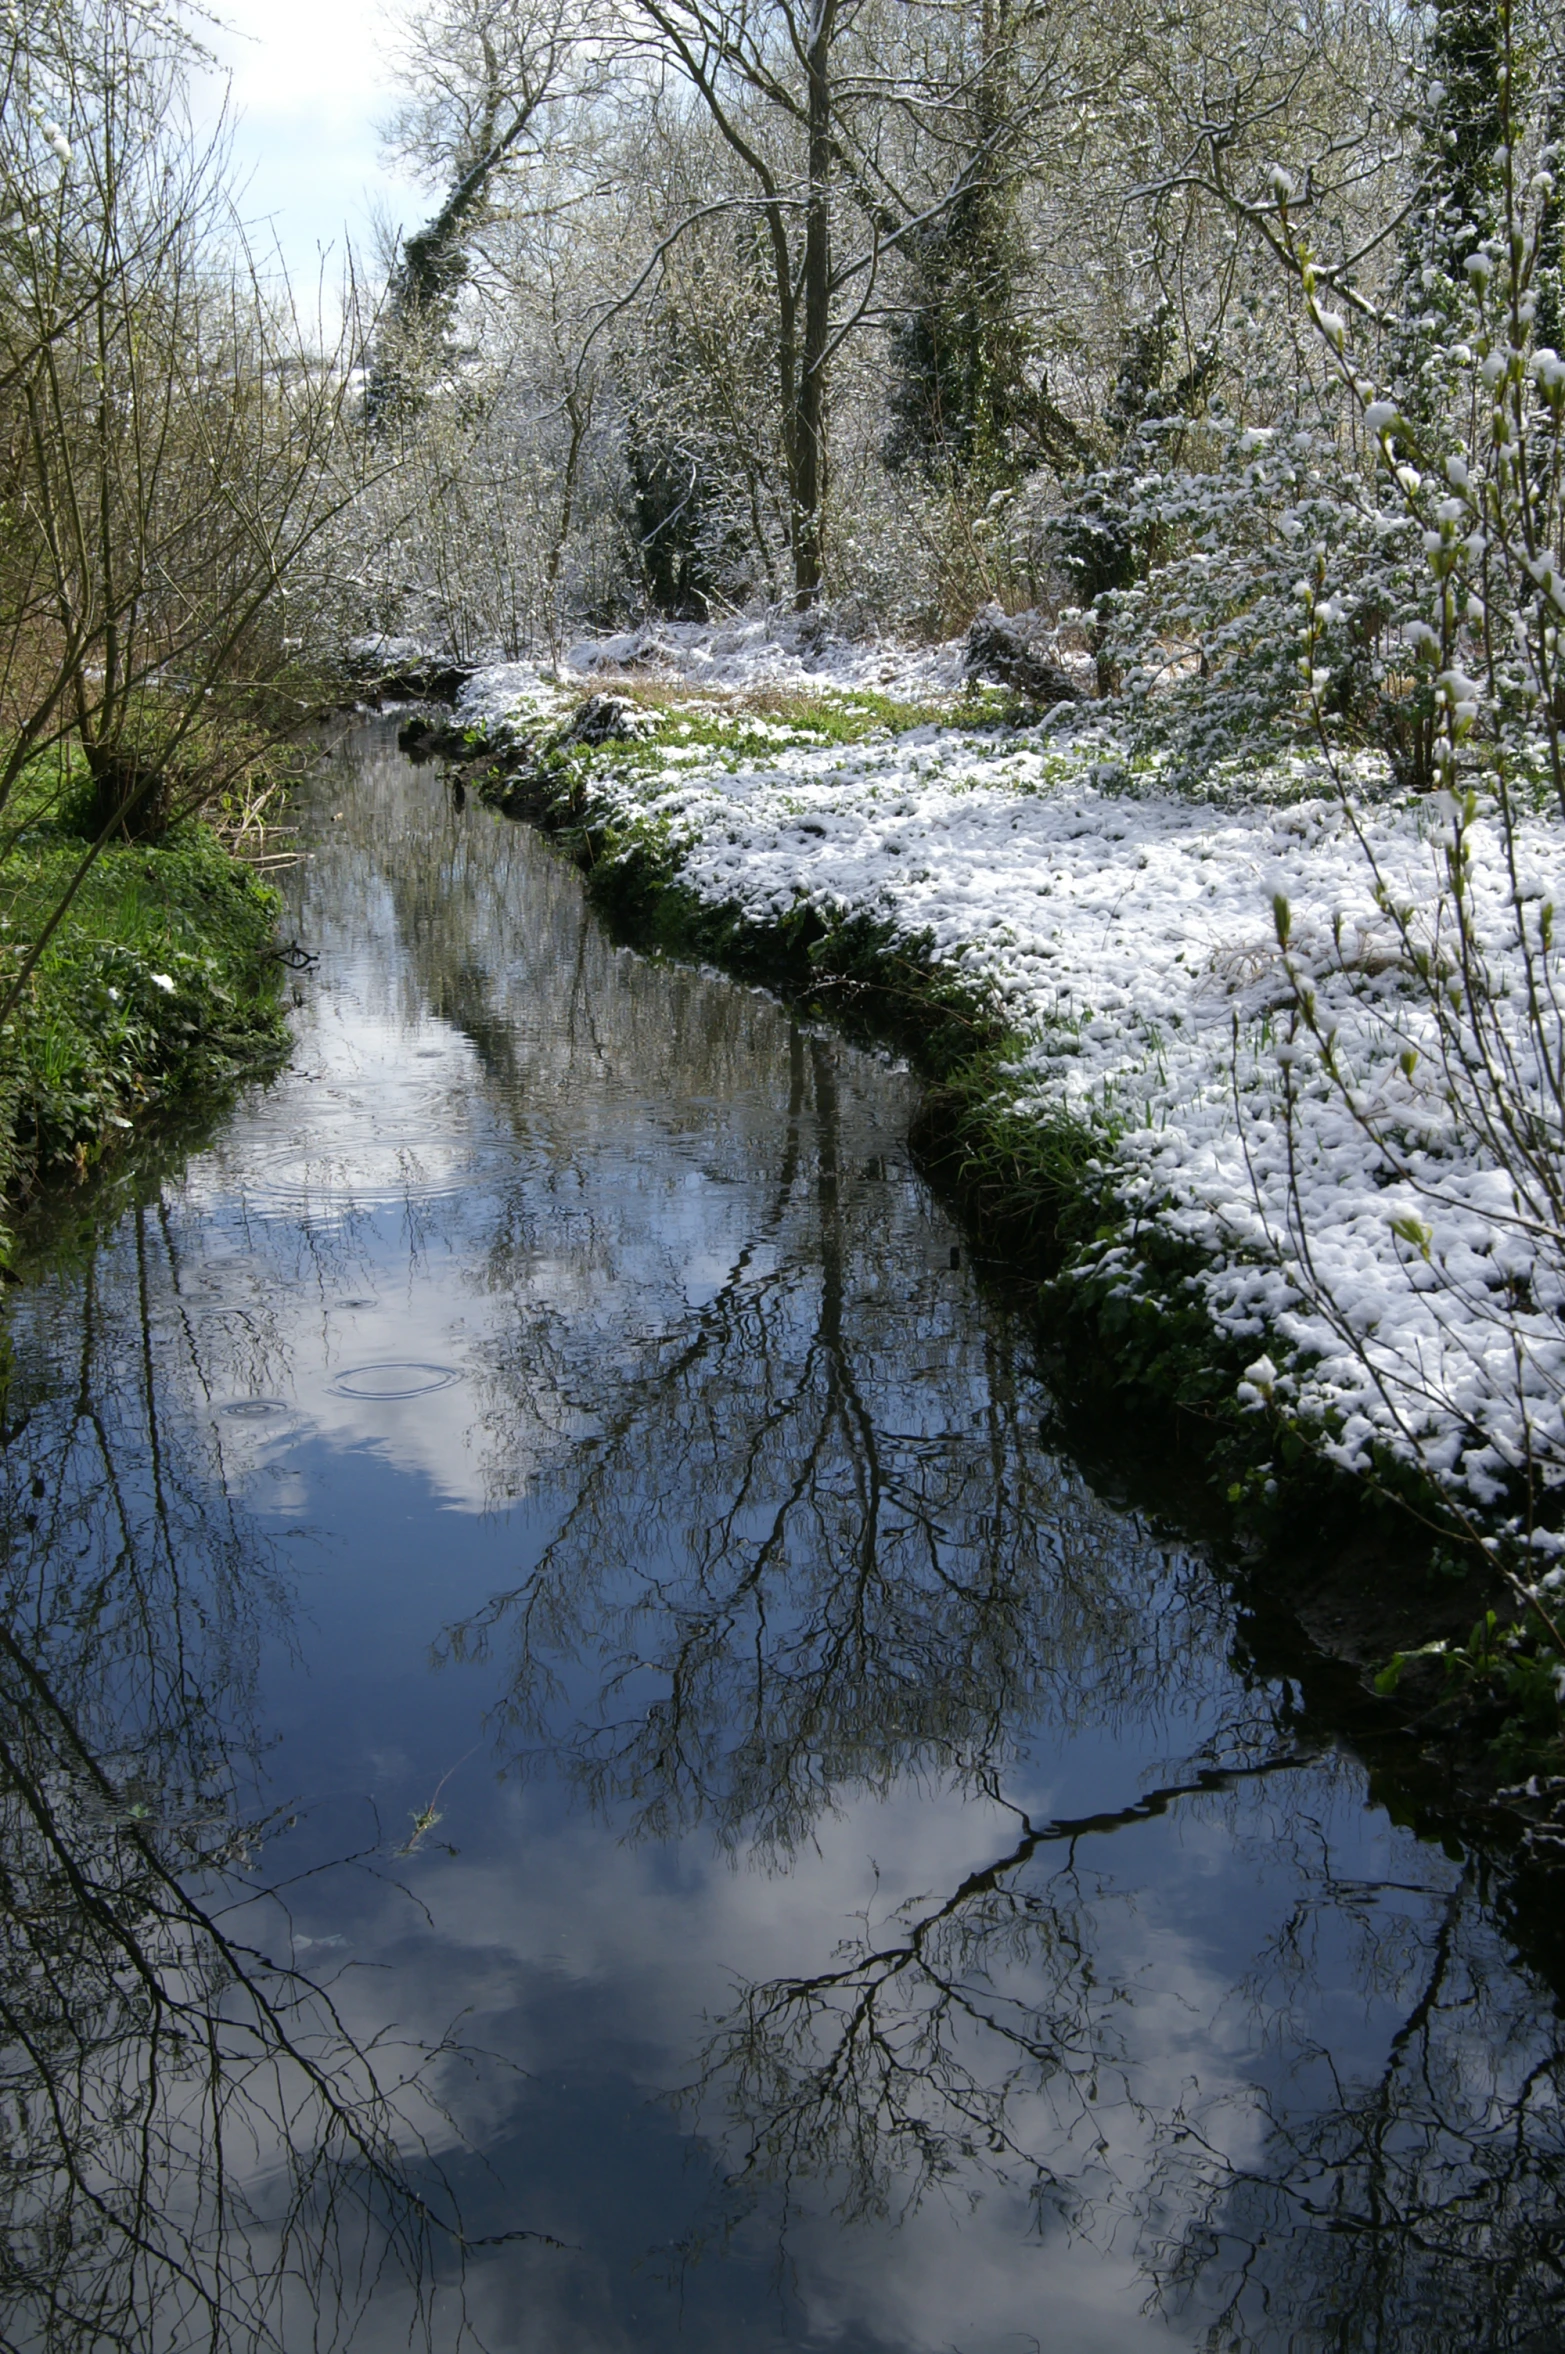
(2, 719, 1563, 2354)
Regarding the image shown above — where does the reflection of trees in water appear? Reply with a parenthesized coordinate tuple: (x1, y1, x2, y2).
(0, 1216, 480, 2353)
(46, 728, 1558, 2349)
(690, 1755, 1317, 2228)
(689, 1765, 1565, 2353)
(1151, 1857, 1565, 2351)
(349, 741, 1565, 2347)
(443, 1023, 1235, 1853)
(345, 739, 1565, 2342)
(314, 736, 1194, 1716)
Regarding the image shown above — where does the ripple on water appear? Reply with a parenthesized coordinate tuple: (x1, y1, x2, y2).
(236, 1133, 508, 1210)
(218, 1397, 292, 1421)
(331, 1362, 464, 1401)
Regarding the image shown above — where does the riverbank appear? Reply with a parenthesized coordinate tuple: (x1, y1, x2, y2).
(0, 811, 290, 1247)
(422, 627, 1565, 1782)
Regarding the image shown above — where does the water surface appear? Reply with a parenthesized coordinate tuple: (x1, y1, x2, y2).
(2, 721, 1561, 2353)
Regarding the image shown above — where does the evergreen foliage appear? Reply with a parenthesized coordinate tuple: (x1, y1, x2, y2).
(1427, 0, 1507, 237)
(1049, 309, 1219, 691)
(1387, 0, 1509, 426)
(883, 177, 1081, 489)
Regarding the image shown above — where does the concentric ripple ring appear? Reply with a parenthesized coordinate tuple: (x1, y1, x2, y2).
(331, 1361, 464, 1401)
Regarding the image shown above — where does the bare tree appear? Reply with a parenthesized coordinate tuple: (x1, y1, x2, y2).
(367, 0, 595, 427)
(611, 1, 1105, 604)
(0, 0, 368, 1024)
(0, 1215, 492, 2354)
(377, 0, 1112, 612)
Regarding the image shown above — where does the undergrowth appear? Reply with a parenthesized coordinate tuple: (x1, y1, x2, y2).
(534, 680, 1016, 779)
(584, 677, 999, 742)
(0, 790, 288, 1222)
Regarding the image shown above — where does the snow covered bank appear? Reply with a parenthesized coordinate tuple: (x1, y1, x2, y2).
(457, 638, 1565, 1555)
(449, 614, 969, 737)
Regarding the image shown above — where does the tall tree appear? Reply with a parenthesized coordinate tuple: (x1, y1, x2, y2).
(1386, 0, 1508, 423)
(621, 0, 1092, 605)
(367, 0, 587, 428)
(883, 0, 1081, 489)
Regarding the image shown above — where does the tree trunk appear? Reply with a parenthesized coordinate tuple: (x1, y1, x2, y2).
(84, 746, 171, 843)
(792, 2, 836, 608)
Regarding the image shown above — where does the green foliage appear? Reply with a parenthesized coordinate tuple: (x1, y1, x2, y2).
(0, 816, 288, 1214)
(1375, 1610, 1565, 1766)
(479, 685, 977, 811)
(1048, 310, 1220, 693)
(613, 685, 965, 754)
(617, 255, 779, 620)
(624, 425, 716, 621)
(1424, 0, 1507, 262)
(1386, 0, 1511, 433)
(37, 701, 295, 846)
(884, 177, 1083, 491)
(1098, 417, 1438, 784)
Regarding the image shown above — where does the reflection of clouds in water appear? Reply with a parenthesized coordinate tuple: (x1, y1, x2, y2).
(450, 2197, 1175, 2354)
(187, 1272, 497, 1509)
(182, 990, 514, 1503)
(333, 1363, 465, 1400)
(226, 1013, 507, 1219)
(786, 2186, 1170, 2354)
(261, 1770, 1322, 2352)
(170, 953, 892, 1518)
(159, 785, 971, 1519)
(254, 1466, 311, 1515)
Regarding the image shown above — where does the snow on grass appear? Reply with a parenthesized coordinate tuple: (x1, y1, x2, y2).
(559, 612, 967, 700)
(457, 660, 576, 733)
(451, 614, 968, 737)
(459, 640, 1565, 1540)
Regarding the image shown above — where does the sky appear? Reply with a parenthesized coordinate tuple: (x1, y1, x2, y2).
(196, 0, 428, 300)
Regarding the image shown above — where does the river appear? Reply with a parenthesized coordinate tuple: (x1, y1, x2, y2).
(0, 718, 1560, 2353)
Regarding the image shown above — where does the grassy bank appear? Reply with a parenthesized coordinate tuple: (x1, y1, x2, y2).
(0, 808, 289, 1239)
(432, 676, 1561, 1789)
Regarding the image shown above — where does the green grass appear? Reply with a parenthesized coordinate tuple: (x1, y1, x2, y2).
(535, 678, 1017, 773)
(0, 804, 288, 1221)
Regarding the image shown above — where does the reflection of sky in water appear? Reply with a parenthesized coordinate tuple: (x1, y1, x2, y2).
(4, 724, 1563, 2353)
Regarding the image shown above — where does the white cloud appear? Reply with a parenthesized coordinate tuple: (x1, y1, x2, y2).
(195, 0, 427, 296)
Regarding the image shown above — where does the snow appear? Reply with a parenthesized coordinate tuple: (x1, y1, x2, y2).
(456, 659, 574, 729)
(457, 626, 1565, 1547)
(450, 613, 966, 734)
(347, 633, 433, 667)
(559, 613, 966, 700)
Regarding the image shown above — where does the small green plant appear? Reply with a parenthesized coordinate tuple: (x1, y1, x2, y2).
(1375, 1610, 1565, 1762)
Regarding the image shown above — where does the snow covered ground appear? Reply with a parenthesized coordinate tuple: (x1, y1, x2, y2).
(452, 612, 967, 732)
(454, 630, 1565, 1553)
